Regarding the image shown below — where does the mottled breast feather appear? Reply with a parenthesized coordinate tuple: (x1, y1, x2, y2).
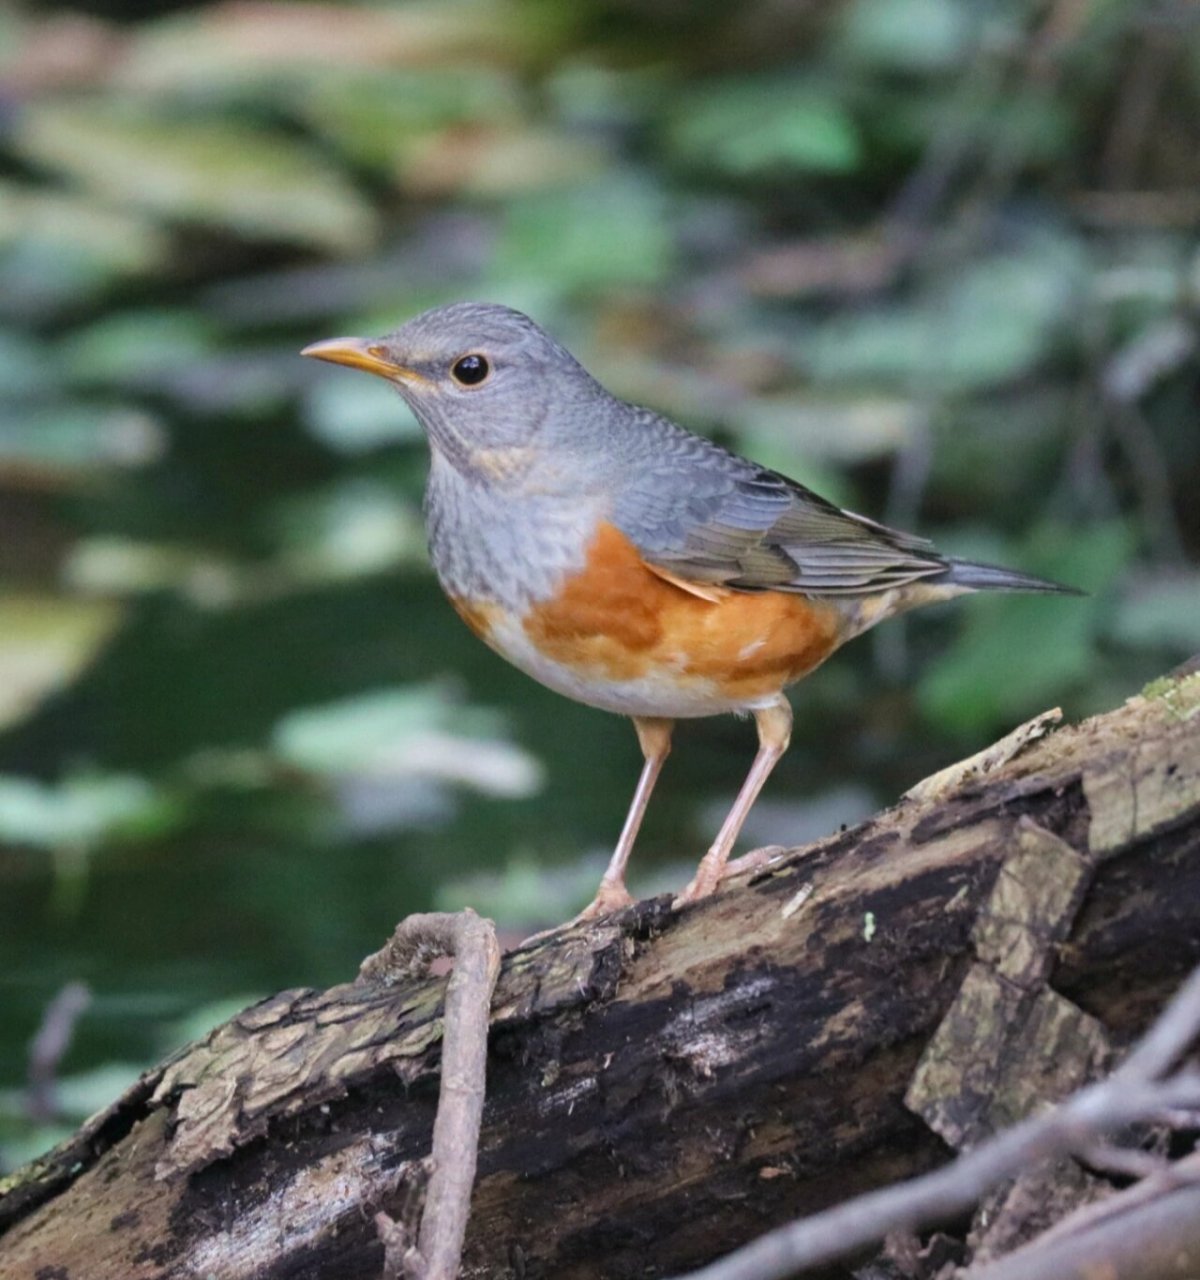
(424, 448, 604, 608)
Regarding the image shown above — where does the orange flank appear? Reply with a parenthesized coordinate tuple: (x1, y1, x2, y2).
(519, 521, 844, 702)
(448, 595, 503, 644)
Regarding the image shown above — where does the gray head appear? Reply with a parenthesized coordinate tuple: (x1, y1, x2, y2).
(302, 302, 609, 475)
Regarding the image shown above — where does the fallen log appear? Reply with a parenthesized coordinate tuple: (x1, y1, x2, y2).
(1, 666, 1198, 1280)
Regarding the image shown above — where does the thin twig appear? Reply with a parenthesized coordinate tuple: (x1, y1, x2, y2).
(670, 966, 1200, 1280)
(1114, 965, 1200, 1082)
(1027, 1148, 1200, 1254)
(26, 981, 91, 1123)
(964, 1179, 1200, 1280)
(1076, 1140, 1168, 1182)
(1099, 18, 1172, 190)
(359, 911, 501, 1280)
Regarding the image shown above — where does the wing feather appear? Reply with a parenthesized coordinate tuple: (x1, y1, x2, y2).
(611, 408, 949, 597)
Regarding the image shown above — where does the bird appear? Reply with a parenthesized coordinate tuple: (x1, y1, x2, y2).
(302, 302, 1075, 924)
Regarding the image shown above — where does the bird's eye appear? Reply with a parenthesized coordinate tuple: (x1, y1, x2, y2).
(451, 353, 490, 386)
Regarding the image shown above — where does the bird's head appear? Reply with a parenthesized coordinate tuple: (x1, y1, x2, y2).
(302, 302, 605, 476)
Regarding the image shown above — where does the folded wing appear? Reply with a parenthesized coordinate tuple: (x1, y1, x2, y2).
(611, 409, 949, 597)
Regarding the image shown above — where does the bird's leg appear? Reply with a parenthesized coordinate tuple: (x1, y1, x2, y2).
(573, 716, 673, 922)
(675, 697, 792, 907)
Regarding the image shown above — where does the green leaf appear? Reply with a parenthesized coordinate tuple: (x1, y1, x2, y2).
(0, 328, 56, 398)
(119, 2, 529, 93)
(0, 185, 169, 310)
(491, 179, 673, 291)
(0, 772, 175, 850)
(0, 403, 165, 480)
(0, 1124, 80, 1173)
(807, 234, 1087, 392)
(919, 522, 1133, 734)
(302, 371, 422, 452)
(273, 684, 542, 797)
(876, 82, 1077, 169)
(736, 394, 920, 464)
(58, 310, 218, 386)
(837, 0, 974, 73)
(270, 480, 426, 579)
(296, 67, 521, 173)
(262, 10, 579, 196)
(0, 595, 125, 732)
(435, 852, 601, 925)
(48, 1063, 147, 1120)
(14, 103, 377, 254)
(167, 997, 265, 1049)
(1109, 574, 1200, 653)
(667, 78, 861, 176)
(63, 538, 218, 597)
(401, 126, 606, 197)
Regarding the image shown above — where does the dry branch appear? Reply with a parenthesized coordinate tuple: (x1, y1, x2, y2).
(0, 668, 1198, 1279)
(671, 966, 1200, 1280)
(966, 1178, 1200, 1280)
(359, 911, 501, 1280)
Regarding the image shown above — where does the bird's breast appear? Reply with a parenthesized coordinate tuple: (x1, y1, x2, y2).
(424, 450, 602, 606)
(448, 519, 846, 718)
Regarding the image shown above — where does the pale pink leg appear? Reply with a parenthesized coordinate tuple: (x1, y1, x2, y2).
(573, 716, 674, 922)
(675, 697, 793, 907)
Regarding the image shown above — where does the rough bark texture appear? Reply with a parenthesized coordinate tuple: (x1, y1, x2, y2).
(1, 669, 1198, 1280)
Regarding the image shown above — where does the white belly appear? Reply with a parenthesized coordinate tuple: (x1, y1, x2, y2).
(482, 612, 768, 718)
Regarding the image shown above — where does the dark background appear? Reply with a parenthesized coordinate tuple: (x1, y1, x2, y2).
(1, 0, 1197, 1167)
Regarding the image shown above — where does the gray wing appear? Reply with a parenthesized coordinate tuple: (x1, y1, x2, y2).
(610, 408, 949, 596)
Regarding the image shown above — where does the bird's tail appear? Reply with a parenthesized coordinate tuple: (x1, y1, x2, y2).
(940, 557, 1083, 595)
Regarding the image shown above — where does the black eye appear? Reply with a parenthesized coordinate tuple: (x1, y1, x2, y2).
(451, 353, 490, 386)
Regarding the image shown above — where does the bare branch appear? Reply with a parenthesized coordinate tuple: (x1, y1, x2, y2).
(359, 911, 501, 1280)
(1026, 1149, 1200, 1255)
(1075, 1141, 1168, 1182)
(26, 981, 91, 1123)
(964, 1179, 1200, 1280)
(1114, 965, 1200, 1082)
(671, 967, 1200, 1280)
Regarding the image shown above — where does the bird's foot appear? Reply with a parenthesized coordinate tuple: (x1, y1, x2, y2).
(673, 845, 788, 909)
(726, 844, 789, 878)
(572, 880, 637, 923)
(672, 852, 723, 908)
(519, 879, 636, 946)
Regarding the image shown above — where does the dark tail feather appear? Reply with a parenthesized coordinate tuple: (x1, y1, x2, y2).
(941, 557, 1084, 595)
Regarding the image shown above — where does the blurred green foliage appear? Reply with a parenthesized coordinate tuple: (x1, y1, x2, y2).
(1, 0, 1198, 1165)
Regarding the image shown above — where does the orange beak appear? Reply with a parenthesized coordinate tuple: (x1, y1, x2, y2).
(300, 337, 424, 382)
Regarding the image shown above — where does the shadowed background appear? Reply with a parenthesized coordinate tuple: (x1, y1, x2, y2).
(1, 0, 1197, 1168)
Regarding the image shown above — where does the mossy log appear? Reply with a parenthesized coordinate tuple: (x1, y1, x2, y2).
(1, 669, 1198, 1280)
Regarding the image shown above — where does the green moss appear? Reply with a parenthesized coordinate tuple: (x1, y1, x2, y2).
(1141, 671, 1200, 720)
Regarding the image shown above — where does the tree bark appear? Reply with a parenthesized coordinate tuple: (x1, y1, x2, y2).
(1, 668, 1198, 1280)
